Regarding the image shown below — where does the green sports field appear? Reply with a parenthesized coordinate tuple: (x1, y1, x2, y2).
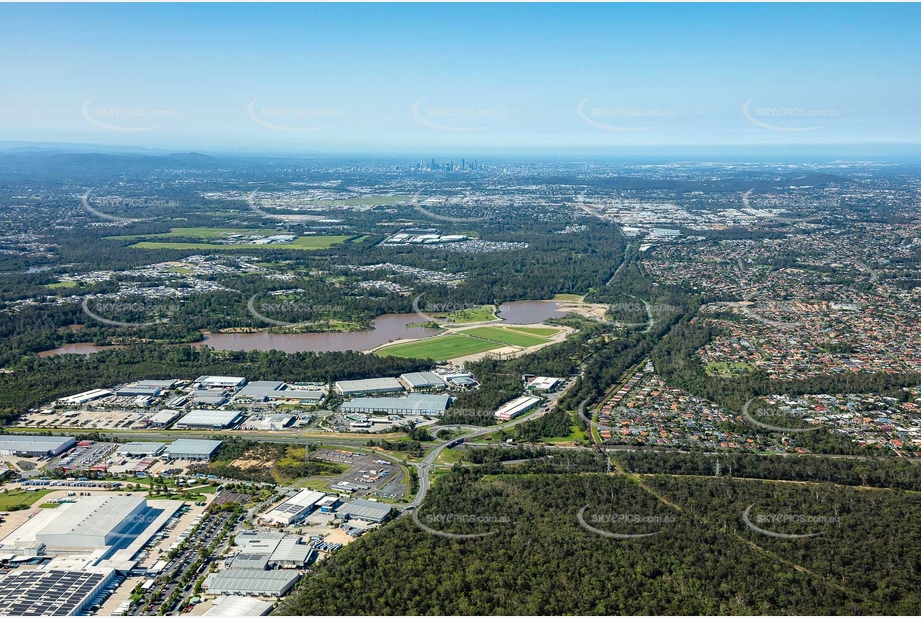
(461, 326, 551, 347)
(504, 326, 559, 337)
(377, 334, 504, 360)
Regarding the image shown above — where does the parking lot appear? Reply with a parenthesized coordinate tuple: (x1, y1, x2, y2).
(16, 408, 158, 431)
(313, 449, 405, 500)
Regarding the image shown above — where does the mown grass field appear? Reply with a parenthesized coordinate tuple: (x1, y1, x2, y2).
(377, 334, 504, 359)
(0, 489, 54, 511)
(504, 326, 559, 337)
(462, 326, 551, 347)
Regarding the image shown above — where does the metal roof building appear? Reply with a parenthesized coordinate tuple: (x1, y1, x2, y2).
(234, 381, 285, 400)
(164, 439, 223, 460)
(495, 395, 541, 421)
(0, 435, 76, 457)
(117, 442, 166, 457)
(58, 389, 113, 405)
(228, 552, 270, 570)
(191, 390, 229, 406)
(334, 377, 404, 396)
(336, 499, 393, 523)
(35, 495, 147, 549)
(204, 569, 301, 597)
(194, 376, 247, 389)
(175, 410, 242, 429)
(204, 596, 274, 616)
(340, 393, 450, 416)
(115, 384, 163, 398)
(527, 376, 563, 392)
(0, 568, 113, 616)
(136, 379, 181, 389)
(399, 371, 447, 390)
(148, 409, 181, 426)
(259, 490, 325, 526)
(242, 414, 294, 431)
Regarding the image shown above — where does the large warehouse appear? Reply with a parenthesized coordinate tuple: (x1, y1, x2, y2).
(35, 495, 148, 550)
(195, 376, 247, 389)
(334, 377, 404, 396)
(399, 371, 447, 391)
(495, 395, 541, 421)
(117, 442, 166, 458)
(259, 489, 325, 526)
(148, 409, 181, 427)
(204, 569, 301, 597)
(336, 499, 393, 524)
(175, 410, 242, 429)
(164, 438, 223, 460)
(0, 435, 76, 457)
(340, 393, 451, 416)
(231, 532, 314, 569)
(235, 381, 325, 404)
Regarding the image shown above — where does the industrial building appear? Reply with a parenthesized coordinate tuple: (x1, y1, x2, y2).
(234, 381, 325, 403)
(114, 384, 163, 398)
(164, 438, 223, 460)
(242, 414, 294, 431)
(195, 376, 247, 389)
(398, 371, 447, 391)
(0, 435, 76, 457)
(191, 390, 229, 407)
(527, 376, 563, 392)
(148, 409, 181, 427)
(340, 393, 451, 416)
(334, 377, 404, 396)
(35, 495, 147, 550)
(336, 499, 393, 524)
(495, 395, 541, 421)
(136, 379, 180, 390)
(204, 596, 274, 616)
(444, 372, 479, 388)
(0, 568, 113, 616)
(231, 532, 314, 569)
(204, 570, 301, 597)
(259, 489, 325, 526)
(58, 389, 113, 405)
(175, 410, 242, 429)
(116, 442, 166, 458)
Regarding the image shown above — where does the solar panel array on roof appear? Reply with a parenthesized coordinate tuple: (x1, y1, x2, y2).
(0, 569, 107, 616)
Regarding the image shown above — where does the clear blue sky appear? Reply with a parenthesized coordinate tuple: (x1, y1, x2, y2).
(0, 3, 918, 154)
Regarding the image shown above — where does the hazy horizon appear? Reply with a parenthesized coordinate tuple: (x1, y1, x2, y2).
(2, 3, 919, 154)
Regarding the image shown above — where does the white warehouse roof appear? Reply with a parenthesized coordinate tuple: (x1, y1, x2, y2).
(335, 377, 404, 395)
(260, 490, 326, 525)
(205, 596, 274, 616)
(165, 439, 223, 459)
(176, 410, 241, 428)
(399, 371, 447, 389)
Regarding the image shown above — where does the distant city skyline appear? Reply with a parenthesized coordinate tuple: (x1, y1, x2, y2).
(1, 3, 919, 154)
